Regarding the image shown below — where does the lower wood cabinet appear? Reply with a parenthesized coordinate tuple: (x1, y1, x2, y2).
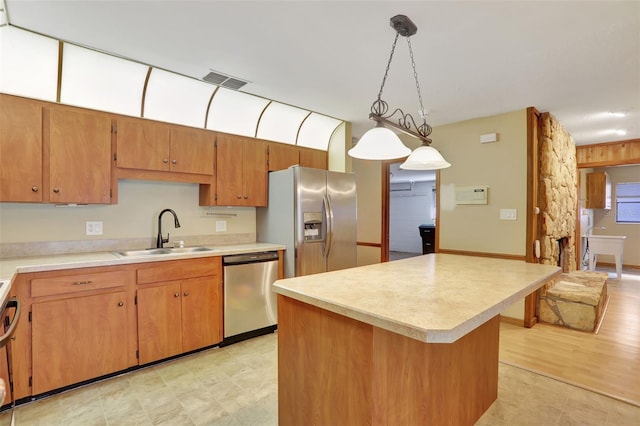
(136, 257, 223, 365)
(31, 291, 129, 395)
(137, 276, 222, 364)
(8, 256, 223, 400)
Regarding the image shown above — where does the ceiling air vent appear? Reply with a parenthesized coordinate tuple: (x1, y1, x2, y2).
(203, 70, 248, 90)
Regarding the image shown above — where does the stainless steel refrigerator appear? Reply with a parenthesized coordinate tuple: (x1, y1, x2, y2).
(257, 166, 357, 278)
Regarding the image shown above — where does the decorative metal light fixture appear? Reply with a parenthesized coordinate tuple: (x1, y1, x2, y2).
(348, 15, 451, 170)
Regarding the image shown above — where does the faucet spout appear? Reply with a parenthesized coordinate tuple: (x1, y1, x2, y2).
(157, 209, 181, 248)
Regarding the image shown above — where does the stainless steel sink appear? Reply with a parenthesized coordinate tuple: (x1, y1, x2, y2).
(113, 246, 217, 257)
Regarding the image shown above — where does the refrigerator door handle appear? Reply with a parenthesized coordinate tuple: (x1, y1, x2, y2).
(323, 194, 333, 259)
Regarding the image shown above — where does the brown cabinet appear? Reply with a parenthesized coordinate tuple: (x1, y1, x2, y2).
(136, 258, 223, 364)
(116, 117, 214, 175)
(299, 147, 328, 170)
(216, 133, 268, 206)
(47, 105, 113, 204)
(0, 95, 43, 202)
(268, 142, 300, 171)
(586, 172, 611, 209)
(30, 269, 130, 395)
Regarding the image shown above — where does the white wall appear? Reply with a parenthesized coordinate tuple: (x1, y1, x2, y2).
(389, 181, 435, 253)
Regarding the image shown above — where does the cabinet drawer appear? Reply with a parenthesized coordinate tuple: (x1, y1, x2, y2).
(31, 270, 127, 298)
(137, 257, 221, 284)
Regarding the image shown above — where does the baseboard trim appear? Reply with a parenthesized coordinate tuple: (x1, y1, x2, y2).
(438, 249, 526, 261)
(500, 315, 525, 327)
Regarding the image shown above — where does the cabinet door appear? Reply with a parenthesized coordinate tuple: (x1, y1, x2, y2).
(137, 282, 183, 364)
(116, 117, 171, 171)
(586, 172, 611, 209)
(48, 107, 112, 204)
(181, 276, 222, 352)
(242, 139, 268, 206)
(169, 127, 215, 175)
(216, 134, 244, 205)
(268, 142, 299, 171)
(31, 291, 129, 395)
(0, 95, 43, 202)
(299, 147, 327, 170)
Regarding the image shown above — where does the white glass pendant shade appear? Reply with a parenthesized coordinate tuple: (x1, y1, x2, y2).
(348, 127, 411, 160)
(400, 145, 451, 170)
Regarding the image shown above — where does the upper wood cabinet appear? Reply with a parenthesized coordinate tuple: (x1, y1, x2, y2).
(268, 142, 300, 171)
(47, 105, 113, 204)
(299, 147, 328, 170)
(586, 172, 611, 209)
(0, 95, 43, 202)
(216, 133, 268, 206)
(115, 117, 214, 176)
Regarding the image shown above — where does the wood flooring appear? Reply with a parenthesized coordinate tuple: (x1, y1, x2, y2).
(499, 267, 640, 406)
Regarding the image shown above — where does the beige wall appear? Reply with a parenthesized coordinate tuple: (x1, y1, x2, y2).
(434, 109, 528, 256)
(592, 164, 640, 267)
(352, 157, 382, 265)
(0, 180, 256, 244)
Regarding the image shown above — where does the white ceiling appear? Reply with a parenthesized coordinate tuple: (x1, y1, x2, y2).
(4, 1, 639, 147)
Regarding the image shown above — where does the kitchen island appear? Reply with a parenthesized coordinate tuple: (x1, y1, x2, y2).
(273, 254, 560, 426)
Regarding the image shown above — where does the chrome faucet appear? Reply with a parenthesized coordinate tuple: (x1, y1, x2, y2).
(156, 209, 181, 248)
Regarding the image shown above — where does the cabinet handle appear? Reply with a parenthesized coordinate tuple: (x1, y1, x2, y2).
(163, 158, 169, 164)
(183, 291, 189, 297)
(118, 301, 124, 307)
(172, 159, 177, 164)
(72, 280, 93, 285)
(237, 195, 242, 199)
(31, 186, 39, 193)
(243, 195, 248, 199)
(174, 292, 180, 298)
(53, 187, 60, 193)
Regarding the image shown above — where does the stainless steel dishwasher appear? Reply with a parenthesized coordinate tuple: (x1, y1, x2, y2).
(222, 251, 279, 345)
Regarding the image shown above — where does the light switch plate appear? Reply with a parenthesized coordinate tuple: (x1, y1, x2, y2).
(216, 220, 227, 232)
(499, 209, 517, 220)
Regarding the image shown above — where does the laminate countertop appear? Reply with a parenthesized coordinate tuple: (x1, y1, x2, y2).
(0, 242, 285, 284)
(273, 254, 560, 344)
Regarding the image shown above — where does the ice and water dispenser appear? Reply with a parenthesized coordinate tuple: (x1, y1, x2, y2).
(303, 212, 324, 242)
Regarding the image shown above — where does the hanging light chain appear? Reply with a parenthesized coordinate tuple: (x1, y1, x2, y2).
(376, 32, 400, 101)
(407, 36, 426, 123)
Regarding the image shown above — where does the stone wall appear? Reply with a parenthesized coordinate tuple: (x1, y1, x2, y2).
(538, 112, 577, 271)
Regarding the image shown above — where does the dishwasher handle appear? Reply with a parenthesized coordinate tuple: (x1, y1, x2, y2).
(223, 251, 279, 265)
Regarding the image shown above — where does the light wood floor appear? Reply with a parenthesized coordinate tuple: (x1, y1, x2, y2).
(499, 267, 640, 406)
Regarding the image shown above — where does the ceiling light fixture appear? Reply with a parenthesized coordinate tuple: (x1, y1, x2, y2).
(348, 15, 450, 170)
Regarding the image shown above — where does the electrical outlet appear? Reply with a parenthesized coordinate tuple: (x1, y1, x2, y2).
(86, 221, 103, 235)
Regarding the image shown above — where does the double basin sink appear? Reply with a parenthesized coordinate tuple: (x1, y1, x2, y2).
(113, 246, 219, 258)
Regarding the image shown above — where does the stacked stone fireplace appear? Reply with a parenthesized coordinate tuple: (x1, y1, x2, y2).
(536, 113, 608, 332)
(538, 113, 577, 270)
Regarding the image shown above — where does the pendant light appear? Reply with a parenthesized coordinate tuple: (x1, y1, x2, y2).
(348, 15, 451, 170)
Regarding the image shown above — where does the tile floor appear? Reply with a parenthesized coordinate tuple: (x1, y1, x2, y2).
(2, 331, 638, 425)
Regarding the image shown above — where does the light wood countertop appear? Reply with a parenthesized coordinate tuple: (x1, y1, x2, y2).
(0, 242, 285, 284)
(273, 254, 560, 343)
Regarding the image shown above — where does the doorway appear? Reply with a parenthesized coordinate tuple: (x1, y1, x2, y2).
(386, 163, 436, 261)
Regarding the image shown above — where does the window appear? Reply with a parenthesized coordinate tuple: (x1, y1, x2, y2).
(615, 182, 640, 223)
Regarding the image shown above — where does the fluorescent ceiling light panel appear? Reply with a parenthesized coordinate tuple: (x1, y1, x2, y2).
(0, 27, 58, 101)
(257, 102, 309, 145)
(206, 88, 269, 137)
(297, 113, 343, 150)
(61, 43, 148, 116)
(144, 68, 215, 127)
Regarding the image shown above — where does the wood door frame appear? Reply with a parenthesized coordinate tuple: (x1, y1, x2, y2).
(524, 107, 541, 328)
